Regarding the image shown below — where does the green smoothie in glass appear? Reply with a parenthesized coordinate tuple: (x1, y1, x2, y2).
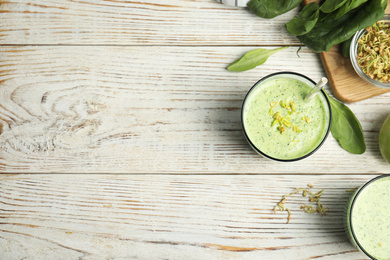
(241, 72, 331, 161)
(345, 175, 390, 260)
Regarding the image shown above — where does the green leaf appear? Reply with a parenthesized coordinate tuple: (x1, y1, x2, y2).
(227, 47, 289, 72)
(340, 36, 353, 58)
(320, 0, 348, 13)
(247, 0, 303, 19)
(286, 3, 320, 36)
(380, 0, 389, 9)
(326, 93, 366, 154)
(297, 0, 386, 52)
(334, 0, 369, 19)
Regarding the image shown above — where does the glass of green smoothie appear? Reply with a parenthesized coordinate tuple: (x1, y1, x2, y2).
(241, 72, 332, 161)
(345, 175, 390, 260)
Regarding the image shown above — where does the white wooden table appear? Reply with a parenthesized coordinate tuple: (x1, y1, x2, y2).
(0, 1, 389, 259)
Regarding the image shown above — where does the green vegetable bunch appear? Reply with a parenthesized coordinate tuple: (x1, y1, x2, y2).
(248, 0, 388, 54)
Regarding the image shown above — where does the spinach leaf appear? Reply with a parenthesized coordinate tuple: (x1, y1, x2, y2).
(327, 93, 366, 154)
(247, 0, 303, 19)
(227, 46, 288, 71)
(320, 0, 348, 13)
(341, 36, 353, 57)
(380, 0, 389, 9)
(297, 0, 386, 52)
(335, 0, 369, 19)
(286, 2, 320, 36)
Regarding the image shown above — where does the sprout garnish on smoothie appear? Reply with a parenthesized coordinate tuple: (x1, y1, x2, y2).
(269, 98, 311, 135)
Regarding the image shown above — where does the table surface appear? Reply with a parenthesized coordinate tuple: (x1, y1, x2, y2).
(0, 1, 389, 259)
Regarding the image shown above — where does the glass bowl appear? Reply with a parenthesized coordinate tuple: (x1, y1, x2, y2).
(345, 175, 390, 260)
(241, 72, 332, 162)
(350, 15, 390, 89)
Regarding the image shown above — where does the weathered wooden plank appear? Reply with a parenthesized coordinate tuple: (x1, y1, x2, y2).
(0, 0, 300, 45)
(0, 174, 374, 259)
(0, 45, 389, 174)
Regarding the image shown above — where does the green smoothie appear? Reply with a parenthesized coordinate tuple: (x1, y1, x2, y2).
(346, 176, 390, 260)
(242, 74, 330, 160)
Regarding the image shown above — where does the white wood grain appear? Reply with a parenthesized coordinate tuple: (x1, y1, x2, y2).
(0, 0, 300, 45)
(1, 0, 389, 259)
(0, 174, 375, 259)
(1, 46, 389, 174)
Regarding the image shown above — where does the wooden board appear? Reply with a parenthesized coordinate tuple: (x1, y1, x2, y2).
(304, 0, 390, 103)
